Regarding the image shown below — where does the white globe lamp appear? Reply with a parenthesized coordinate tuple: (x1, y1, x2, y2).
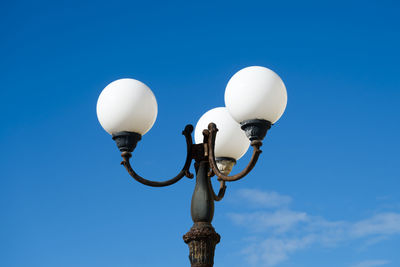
(96, 78, 158, 151)
(224, 66, 287, 140)
(195, 107, 250, 175)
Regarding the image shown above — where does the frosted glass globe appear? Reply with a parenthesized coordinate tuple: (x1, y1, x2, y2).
(96, 78, 158, 135)
(194, 107, 250, 160)
(225, 66, 287, 124)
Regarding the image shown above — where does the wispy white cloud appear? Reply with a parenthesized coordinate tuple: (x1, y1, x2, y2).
(351, 260, 390, 267)
(228, 210, 308, 233)
(235, 189, 292, 208)
(350, 213, 400, 237)
(241, 236, 315, 266)
(228, 189, 400, 267)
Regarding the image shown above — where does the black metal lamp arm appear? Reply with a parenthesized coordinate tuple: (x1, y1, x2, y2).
(211, 180, 226, 201)
(207, 123, 263, 182)
(119, 125, 195, 187)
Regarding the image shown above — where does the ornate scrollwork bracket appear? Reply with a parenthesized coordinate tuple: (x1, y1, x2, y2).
(117, 121, 268, 196)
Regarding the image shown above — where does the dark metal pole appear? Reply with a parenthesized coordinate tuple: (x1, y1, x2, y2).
(183, 161, 220, 267)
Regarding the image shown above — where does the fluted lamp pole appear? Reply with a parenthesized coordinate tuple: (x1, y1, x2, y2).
(96, 66, 287, 267)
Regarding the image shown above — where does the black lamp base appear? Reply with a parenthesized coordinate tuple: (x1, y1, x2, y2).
(112, 131, 142, 152)
(240, 119, 272, 141)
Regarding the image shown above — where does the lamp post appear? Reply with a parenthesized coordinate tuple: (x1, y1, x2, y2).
(96, 66, 287, 267)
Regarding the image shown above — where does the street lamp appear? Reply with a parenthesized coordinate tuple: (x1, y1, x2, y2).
(96, 66, 287, 267)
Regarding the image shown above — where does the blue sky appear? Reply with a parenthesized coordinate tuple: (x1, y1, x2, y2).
(1, 1, 399, 267)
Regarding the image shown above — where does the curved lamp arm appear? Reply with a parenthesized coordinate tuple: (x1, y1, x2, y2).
(211, 180, 227, 201)
(120, 125, 194, 187)
(207, 123, 263, 182)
